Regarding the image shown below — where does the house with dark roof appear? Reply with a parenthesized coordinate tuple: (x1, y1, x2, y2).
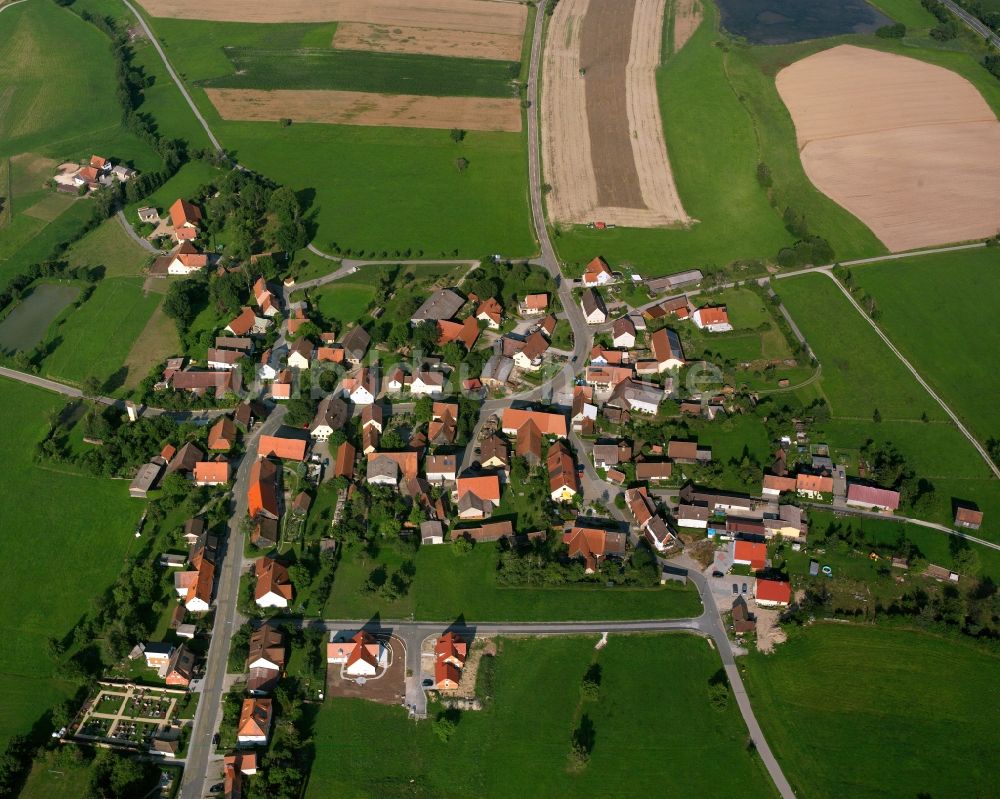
(580, 288, 608, 324)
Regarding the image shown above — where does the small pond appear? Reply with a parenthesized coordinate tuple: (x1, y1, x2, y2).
(0, 283, 79, 352)
(716, 0, 892, 44)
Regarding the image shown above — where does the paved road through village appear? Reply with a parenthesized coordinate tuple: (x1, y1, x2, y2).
(8, 1, 989, 797)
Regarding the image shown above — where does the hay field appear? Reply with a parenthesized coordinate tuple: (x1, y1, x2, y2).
(777, 45, 1000, 252)
(542, 0, 689, 228)
(138, 0, 526, 33)
(332, 21, 523, 60)
(206, 88, 521, 131)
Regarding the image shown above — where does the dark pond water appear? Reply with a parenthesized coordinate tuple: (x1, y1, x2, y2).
(716, 0, 892, 44)
(0, 283, 79, 352)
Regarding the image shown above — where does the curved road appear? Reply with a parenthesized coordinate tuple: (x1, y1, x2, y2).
(121, 0, 222, 153)
(116, 209, 162, 253)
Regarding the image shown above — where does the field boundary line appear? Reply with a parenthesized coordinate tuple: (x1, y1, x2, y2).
(119, 0, 223, 153)
(804, 269, 1000, 479)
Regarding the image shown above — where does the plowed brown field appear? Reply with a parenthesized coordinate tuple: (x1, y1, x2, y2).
(205, 88, 522, 132)
(777, 45, 1000, 251)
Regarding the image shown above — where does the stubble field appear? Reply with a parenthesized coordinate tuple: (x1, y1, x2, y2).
(206, 88, 521, 131)
(776, 45, 1000, 252)
(137, 0, 527, 32)
(332, 21, 523, 60)
(542, 0, 689, 228)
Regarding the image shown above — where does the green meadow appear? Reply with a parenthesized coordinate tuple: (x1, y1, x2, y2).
(743, 625, 1000, 799)
(325, 541, 702, 622)
(218, 122, 536, 258)
(136, 14, 537, 258)
(40, 277, 162, 388)
(0, 379, 142, 749)
(778, 272, 1000, 539)
(307, 635, 777, 799)
(850, 247, 1000, 446)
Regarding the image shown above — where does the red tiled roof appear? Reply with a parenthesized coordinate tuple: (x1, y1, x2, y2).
(194, 460, 230, 484)
(796, 473, 833, 494)
(334, 442, 356, 479)
(522, 293, 548, 310)
(755, 578, 791, 605)
(254, 558, 293, 602)
(258, 435, 307, 461)
(169, 198, 202, 229)
(733, 540, 767, 570)
(501, 408, 567, 437)
(695, 306, 729, 325)
(457, 474, 501, 503)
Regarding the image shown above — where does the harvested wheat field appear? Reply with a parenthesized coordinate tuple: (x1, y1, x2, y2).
(777, 45, 1000, 252)
(542, 0, 689, 228)
(672, 0, 702, 53)
(332, 22, 523, 61)
(206, 88, 521, 132)
(138, 0, 526, 34)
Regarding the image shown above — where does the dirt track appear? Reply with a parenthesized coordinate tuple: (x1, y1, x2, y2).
(333, 21, 523, 61)
(541, 0, 689, 227)
(673, 0, 701, 52)
(777, 45, 1000, 251)
(206, 88, 522, 132)
(137, 0, 526, 33)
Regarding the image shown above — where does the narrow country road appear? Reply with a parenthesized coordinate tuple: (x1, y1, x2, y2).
(179, 406, 287, 799)
(806, 501, 1000, 553)
(116, 209, 161, 253)
(288, 556, 795, 799)
(939, 0, 1000, 47)
(811, 269, 1000, 479)
(120, 0, 222, 153)
(0, 367, 230, 420)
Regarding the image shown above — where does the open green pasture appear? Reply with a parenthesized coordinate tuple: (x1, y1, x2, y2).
(0, 379, 142, 749)
(0, 0, 159, 167)
(743, 624, 1000, 799)
(215, 121, 536, 258)
(869, 0, 940, 29)
(40, 277, 162, 388)
(210, 48, 519, 97)
(776, 273, 945, 421)
(778, 272, 1000, 537)
(63, 217, 151, 279)
(307, 635, 776, 799)
(325, 541, 702, 621)
(850, 247, 1000, 445)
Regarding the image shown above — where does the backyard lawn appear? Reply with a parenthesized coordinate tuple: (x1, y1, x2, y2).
(307, 635, 777, 799)
(743, 624, 1000, 799)
(851, 247, 1000, 445)
(325, 541, 702, 622)
(0, 379, 143, 749)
